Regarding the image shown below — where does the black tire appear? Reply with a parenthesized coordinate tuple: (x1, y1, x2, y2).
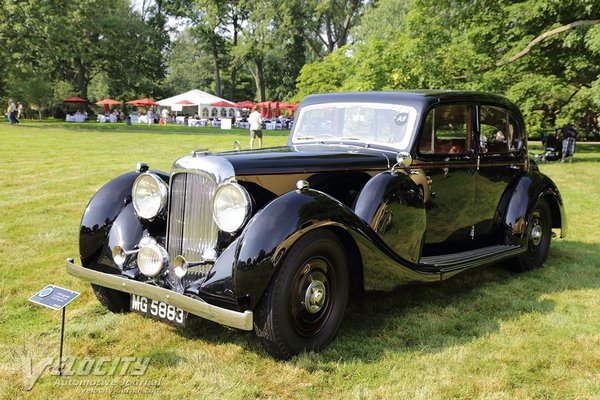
(91, 284, 130, 312)
(254, 230, 349, 360)
(512, 200, 552, 272)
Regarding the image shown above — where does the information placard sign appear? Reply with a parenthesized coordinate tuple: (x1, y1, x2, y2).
(221, 118, 232, 130)
(29, 285, 79, 311)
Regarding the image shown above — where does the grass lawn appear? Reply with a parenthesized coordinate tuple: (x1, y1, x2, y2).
(0, 122, 598, 399)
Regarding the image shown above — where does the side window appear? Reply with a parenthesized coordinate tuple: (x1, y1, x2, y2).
(419, 104, 473, 155)
(479, 106, 522, 153)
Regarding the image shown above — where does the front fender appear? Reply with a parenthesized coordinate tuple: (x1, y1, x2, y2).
(79, 170, 169, 272)
(231, 188, 427, 310)
(501, 171, 567, 244)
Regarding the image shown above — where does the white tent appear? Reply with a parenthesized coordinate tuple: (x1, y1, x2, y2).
(157, 89, 236, 119)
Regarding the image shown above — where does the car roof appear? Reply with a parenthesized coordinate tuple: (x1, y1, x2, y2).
(300, 90, 519, 114)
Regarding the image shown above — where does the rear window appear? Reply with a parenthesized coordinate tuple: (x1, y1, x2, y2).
(479, 106, 522, 153)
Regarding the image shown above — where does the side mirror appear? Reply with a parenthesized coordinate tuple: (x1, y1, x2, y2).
(396, 151, 412, 168)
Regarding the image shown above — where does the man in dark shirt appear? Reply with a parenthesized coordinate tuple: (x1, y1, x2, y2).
(560, 126, 577, 163)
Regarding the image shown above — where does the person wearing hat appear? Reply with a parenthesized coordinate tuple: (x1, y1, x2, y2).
(6, 99, 17, 124)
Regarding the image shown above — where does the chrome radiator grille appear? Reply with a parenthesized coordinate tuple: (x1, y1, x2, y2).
(167, 173, 218, 287)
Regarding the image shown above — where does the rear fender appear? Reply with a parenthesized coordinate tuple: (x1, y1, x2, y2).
(500, 172, 567, 245)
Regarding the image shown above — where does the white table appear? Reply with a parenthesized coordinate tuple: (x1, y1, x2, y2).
(265, 122, 282, 130)
(188, 118, 207, 127)
(66, 114, 86, 122)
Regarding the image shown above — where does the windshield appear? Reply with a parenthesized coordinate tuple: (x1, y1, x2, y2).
(291, 102, 417, 150)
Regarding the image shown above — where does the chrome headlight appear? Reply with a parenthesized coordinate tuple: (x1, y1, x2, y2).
(212, 182, 251, 233)
(137, 242, 169, 277)
(132, 173, 168, 219)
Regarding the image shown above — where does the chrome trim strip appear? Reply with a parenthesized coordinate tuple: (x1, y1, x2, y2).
(171, 154, 235, 182)
(66, 259, 253, 331)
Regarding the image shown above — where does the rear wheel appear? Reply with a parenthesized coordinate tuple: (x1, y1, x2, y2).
(254, 230, 349, 359)
(512, 200, 552, 272)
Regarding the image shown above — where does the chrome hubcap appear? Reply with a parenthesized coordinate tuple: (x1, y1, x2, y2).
(304, 280, 326, 314)
(531, 222, 542, 246)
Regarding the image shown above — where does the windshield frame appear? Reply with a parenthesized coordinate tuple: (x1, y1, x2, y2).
(290, 102, 418, 151)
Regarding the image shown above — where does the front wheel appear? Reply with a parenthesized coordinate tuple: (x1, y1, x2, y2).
(92, 284, 130, 312)
(254, 230, 349, 359)
(512, 199, 552, 272)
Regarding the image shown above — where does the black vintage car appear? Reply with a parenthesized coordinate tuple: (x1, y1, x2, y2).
(67, 91, 567, 359)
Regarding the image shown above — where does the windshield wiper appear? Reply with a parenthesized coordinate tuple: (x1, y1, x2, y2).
(295, 136, 315, 140)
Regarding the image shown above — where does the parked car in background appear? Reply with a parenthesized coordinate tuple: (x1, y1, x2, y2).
(67, 91, 567, 359)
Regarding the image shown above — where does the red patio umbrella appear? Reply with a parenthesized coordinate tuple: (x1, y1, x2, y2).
(127, 98, 159, 107)
(234, 101, 255, 108)
(96, 98, 122, 113)
(274, 101, 281, 117)
(63, 97, 87, 103)
(280, 102, 299, 116)
(175, 100, 196, 105)
(260, 103, 267, 118)
(210, 100, 236, 107)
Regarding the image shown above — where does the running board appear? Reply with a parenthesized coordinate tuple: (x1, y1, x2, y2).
(419, 244, 525, 272)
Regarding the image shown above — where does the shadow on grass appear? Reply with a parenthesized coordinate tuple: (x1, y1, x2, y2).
(328, 240, 597, 363)
(168, 240, 597, 364)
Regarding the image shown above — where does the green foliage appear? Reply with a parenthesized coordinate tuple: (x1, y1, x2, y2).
(1, 0, 168, 115)
(296, 0, 600, 136)
(293, 49, 355, 100)
(165, 30, 216, 94)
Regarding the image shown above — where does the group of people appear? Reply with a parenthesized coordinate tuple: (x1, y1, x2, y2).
(5, 99, 23, 124)
(542, 126, 578, 163)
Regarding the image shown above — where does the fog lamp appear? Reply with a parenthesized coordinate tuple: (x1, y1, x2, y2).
(137, 243, 169, 277)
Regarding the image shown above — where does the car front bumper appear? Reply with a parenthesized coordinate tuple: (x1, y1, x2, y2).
(66, 258, 253, 331)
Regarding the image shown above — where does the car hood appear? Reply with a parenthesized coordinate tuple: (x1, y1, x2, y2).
(218, 145, 395, 176)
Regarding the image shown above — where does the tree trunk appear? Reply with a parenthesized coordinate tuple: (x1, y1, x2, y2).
(76, 58, 88, 101)
(230, 15, 239, 101)
(254, 56, 265, 102)
(210, 36, 222, 97)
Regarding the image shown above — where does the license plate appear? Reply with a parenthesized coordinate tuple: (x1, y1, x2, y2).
(130, 294, 187, 327)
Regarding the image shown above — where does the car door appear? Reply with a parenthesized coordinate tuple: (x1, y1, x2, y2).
(473, 104, 525, 245)
(415, 103, 479, 256)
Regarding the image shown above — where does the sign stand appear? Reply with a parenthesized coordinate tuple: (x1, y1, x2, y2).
(59, 307, 66, 375)
(29, 281, 80, 375)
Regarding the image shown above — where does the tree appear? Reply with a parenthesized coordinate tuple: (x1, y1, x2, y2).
(1, 0, 169, 113)
(296, 0, 600, 135)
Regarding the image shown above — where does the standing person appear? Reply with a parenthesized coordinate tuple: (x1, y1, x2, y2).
(161, 108, 169, 124)
(17, 102, 23, 120)
(6, 99, 16, 124)
(147, 108, 154, 125)
(560, 125, 577, 163)
(248, 104, 263, 149)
